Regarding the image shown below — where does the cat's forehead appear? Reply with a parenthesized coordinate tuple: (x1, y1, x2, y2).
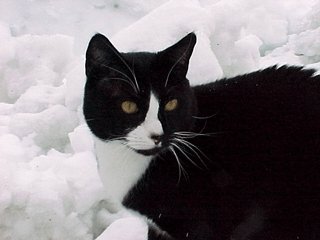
(122, 52, 155, 72)
(119, 52, 165, 93)
(121, 51, 186, 93)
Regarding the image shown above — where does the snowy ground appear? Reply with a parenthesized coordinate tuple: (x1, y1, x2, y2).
(0, 0, 320, 239)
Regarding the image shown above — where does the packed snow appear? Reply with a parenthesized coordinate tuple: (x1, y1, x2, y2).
(0, 0, 320, 239)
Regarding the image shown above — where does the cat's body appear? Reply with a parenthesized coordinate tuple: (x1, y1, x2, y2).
(84, 33, 320, 240)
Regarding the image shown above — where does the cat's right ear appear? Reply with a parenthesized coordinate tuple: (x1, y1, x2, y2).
(85, 33, 121, 77)
(159, 33, 197, 77)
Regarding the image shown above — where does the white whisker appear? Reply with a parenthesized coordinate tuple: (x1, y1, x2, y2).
(169, 146, 188, 183)
(173, 138, 209, 169)
(101, 64, 131, 82)
(174, 131, 211, 138)
(100, 64, 138, 93)
(131, 56, 140, 92)
(171, 142, 202, 169)
(107, 77, 138, 92)
(192, 113, 218, 120)
(101, 41, 140, 92)
(85, 118, 100, 122)
(165, 36, 194, 87)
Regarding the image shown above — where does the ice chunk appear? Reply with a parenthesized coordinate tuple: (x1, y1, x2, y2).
(11, 218, 35, 239)
(231, 35, 263, 75)
(0, 134, 26, 162)
(15, 34, 75, 75)
(96, 217, 148, 240)
(3, 34, 75, 100)
(260, 45, 302, 68)
(69, 124, 94, 153)
(55, 151, 103, 213)
(14, 84, 66, 113)
(10, 105, 78, 150)
(0, 22, 15, 65)
(260, 27, 320, 67)
(245, 7, 288, 47)
(0, 103, 13, 115)
(64, 60, 86, 111)
(32, 105, 79, 150)
(288, 27, 320, 64)
(188, 31, 223, 85)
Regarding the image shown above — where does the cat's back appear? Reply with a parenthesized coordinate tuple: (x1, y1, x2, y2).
(193, 66, 320, 150)
(191, 65, 320, 204)
(189, 66, 320, 239)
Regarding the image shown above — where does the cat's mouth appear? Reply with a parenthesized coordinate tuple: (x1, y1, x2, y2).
(124, 133, 168, 156)
(136, 146, 166, 156)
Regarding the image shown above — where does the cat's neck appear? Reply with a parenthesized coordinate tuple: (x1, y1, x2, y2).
(94, 137, 152, 202)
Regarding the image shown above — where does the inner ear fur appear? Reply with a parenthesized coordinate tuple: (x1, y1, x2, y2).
(85, 33, 123, 77)
(159, 33, 197, 76)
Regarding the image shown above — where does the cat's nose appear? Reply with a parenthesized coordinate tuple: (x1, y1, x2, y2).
(150, 134, 162, 145)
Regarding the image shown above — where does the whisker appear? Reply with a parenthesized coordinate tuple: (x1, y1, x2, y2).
(173, 131, 212, 138)
(171, 142, 202, 169)
(104, 137, 127, 143)
(101, 41, 140, 92)
(100, 64, 131, 82)
(107, 77, 138, 91)
(112, 137, 127, 141)
(165, 36, 194, 87)
(126, 137, 152, 145)
(192, 113, 218, 120)
(100, 64, 138, 93)
(131, 56, 140, 92)
(169, 146, 189, 183)
(173, 138, 209, 169)
(85, 118, 101, 122)
(126, 140, 148, 145)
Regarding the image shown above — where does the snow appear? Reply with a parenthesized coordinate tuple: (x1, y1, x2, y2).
(96, 217, 148, 240)
(0, 0, 319, 239)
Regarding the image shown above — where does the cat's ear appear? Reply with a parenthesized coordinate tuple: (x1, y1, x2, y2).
(85, 33, 122, 77)
(159, 33, 197, 76)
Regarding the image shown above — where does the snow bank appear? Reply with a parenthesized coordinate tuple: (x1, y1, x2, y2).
(0, 24, 106, 240)
(96, 217, 148, 240)
(0, 0, 319, 239)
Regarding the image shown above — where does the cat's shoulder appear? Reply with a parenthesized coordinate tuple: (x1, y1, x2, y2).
(193, 65, 319, 95)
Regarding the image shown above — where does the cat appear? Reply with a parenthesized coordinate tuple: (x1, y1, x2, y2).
(83, 32, 320, 240)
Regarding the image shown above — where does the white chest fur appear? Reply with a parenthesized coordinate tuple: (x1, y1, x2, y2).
(94, 137, 152, 202)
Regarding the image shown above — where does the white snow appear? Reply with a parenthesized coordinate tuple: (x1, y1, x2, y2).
(0, 0, 319, 239)
(96, 217, 148, 240)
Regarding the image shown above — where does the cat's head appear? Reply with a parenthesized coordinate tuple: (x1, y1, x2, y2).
(84, 33, 197, 156)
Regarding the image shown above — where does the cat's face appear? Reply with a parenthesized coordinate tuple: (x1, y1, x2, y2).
(84, 33, 197, 156)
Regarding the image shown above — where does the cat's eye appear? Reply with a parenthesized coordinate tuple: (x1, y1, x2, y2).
(121, 101, 138, 114)
(164, 99, 178, 111)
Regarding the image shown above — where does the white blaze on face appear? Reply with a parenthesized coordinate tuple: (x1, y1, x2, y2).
(95, 93, 164, 202)
(127, 92, 163, 150)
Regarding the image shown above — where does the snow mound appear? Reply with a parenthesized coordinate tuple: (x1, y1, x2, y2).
(0, 0, 320, 240)
(96, 217, 148, 240)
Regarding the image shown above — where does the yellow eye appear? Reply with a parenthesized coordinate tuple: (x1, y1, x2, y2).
(121, 101, 138, 114)
(164, 99, 178, 111)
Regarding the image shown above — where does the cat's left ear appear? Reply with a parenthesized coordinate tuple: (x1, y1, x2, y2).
(85, 33, 122, 77)
(159, 33, 197, 76)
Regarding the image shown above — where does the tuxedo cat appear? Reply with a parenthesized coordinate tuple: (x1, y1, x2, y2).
(84, 32, 320, 240)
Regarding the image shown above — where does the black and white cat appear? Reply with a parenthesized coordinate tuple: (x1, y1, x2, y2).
(84, 33, 320, 240)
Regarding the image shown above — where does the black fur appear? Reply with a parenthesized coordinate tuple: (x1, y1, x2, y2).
(84, 33, 320, 240)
